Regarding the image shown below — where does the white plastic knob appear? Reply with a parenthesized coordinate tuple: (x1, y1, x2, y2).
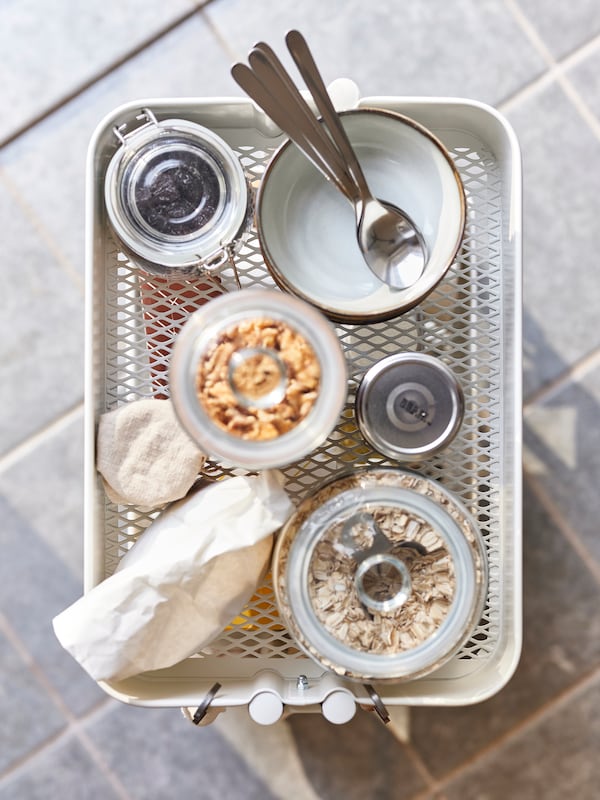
(248, 691, 284, 725)
(321, 690, 356, 724)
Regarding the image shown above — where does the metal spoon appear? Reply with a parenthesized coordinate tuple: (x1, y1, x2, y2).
(286, 31, 426, 290)
(240, 44, 358, 200)
(232, 48, 361, 208)
(232, 31, 426, 290)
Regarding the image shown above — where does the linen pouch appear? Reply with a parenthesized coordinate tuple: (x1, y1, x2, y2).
(97, 398, 205, 510)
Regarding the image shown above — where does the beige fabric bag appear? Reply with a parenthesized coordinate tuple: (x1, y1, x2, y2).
(96, 398, 205, 510)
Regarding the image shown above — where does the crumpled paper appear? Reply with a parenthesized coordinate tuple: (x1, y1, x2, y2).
(52, 471, 293, 682)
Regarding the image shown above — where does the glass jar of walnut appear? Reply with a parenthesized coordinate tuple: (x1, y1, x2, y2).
(272, 468, 487, 683)
(170, 289, 347, 469)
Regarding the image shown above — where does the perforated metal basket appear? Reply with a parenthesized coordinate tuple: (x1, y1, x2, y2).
(84, 88, 522, 719)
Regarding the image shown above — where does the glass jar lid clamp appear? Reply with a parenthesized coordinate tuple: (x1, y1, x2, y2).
(104, 108, 250, 275)
(340, 511, 412, 614)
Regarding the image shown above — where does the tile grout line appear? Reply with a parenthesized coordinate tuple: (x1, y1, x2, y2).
(73, 727, 134, 800)
(501, 0, 560, 67)
(0, 402, 84, 475)
(497, 69, 555, 114)
(409, 662, 600, 799)
(0, 3, 217, 152)
(0, 611, 132, 799)
(410, 792, 448, 800)
(200, 4, 241, 62)
(402, 740, 440, 795)
(0, 726, 72, 789)
(553, 71, 600, 141)
(526, 468, 600, 587)
(554, 30, 600, 72)
(0, 168, 83, 291)
(0, 614, 97, 763)
(523, 347, 600, 410)
(503, 0, 600, 141)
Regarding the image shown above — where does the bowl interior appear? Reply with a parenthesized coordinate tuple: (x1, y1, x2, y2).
(257, 109, 465, 321)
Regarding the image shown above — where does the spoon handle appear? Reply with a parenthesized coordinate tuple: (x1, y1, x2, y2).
(250, 43, 356, 192)
(231, 56, 357, 201)
(286, 29, 371, 200)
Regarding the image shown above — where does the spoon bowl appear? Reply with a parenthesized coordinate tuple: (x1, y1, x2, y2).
(358, 197, 427, 289)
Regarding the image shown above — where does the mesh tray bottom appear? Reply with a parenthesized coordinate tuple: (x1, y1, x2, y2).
(101, 133, 504, 671)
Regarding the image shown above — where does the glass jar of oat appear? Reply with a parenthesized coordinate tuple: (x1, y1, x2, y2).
(170, 289, 347, 469)
(272, 468, 487, 683)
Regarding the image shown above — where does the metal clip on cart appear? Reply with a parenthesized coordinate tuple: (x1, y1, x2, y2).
(84, 84, 522, 739)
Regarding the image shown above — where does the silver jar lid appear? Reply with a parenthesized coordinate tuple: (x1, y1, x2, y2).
(104, 110, 250, 276)
(355, 353, 464, 461)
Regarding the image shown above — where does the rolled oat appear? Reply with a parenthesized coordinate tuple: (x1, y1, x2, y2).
(307, 508, 455, 655)
(273, 468, 486, 680)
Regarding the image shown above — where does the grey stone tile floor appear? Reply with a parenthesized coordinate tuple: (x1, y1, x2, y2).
(1, 0, 600, 797)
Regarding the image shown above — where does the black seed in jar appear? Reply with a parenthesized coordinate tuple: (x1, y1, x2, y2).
(134, 149, 221, 237)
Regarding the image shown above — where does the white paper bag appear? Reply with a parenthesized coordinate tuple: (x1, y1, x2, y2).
(53, 471, 293, 682)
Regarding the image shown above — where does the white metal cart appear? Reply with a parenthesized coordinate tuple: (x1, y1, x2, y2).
(84, 87, 522, 733)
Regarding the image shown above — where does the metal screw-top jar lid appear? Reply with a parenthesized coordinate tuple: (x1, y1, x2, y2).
(104, 110, 250, 276)
(356, 353, 464, 461)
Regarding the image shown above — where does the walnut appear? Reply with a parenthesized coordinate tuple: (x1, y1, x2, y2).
(196, 317, 320, 441)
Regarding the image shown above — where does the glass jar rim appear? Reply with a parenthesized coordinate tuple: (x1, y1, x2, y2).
(275, 468, 487, 682)
(104, 116, 249, 270)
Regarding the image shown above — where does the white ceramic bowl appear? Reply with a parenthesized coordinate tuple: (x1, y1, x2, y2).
(257, 108, 466, 323)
